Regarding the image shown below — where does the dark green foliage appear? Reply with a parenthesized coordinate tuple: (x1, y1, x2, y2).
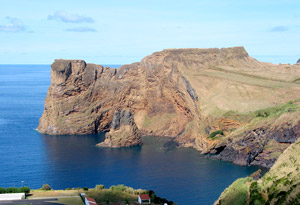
(83, 187, 89, 191)
(5, 187, 21, 193)
(19, 186, 30, 194)
(0, 187, 5, 194)
(148, 190, 174, 205)
(209, 130, 224, 138)
(41, 184, 51, 190)
(249, 181, 266, 205)
(0, 186, 30, 194)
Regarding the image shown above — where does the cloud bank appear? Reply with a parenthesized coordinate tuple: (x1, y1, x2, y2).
(66, 27, 97, 32)
(48, 11, 94, 23)
(0, 17, 26, 32)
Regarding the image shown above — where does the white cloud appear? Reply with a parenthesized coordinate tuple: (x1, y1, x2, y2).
(0, 17, 26, 32)
(48, 11, 94, 23)
(66, 27, 97, 32)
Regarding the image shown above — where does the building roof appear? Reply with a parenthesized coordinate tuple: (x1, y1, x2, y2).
(0, 193, 25, 201)
(139, 194, 150, 200)
(86, 196, 97, 205)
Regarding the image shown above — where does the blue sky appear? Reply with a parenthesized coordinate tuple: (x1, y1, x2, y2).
(0, 0, 299, 64)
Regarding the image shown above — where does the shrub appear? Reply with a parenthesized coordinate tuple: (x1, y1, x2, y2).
(209, 130, 224, 138)
(249, 181, 266, 204)
(109, 185, 126, 192)
(41, 184, 51, 190)
(83, 187, 89, 191)
(0, 187, 5, 194)
(65, 188, 71, 190)
(95, 184, 105, 190)
(19, 186, 30, 194)
(5, 187, 20, 193)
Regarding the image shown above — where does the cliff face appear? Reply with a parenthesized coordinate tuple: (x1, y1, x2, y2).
(38, 47, 300, 166)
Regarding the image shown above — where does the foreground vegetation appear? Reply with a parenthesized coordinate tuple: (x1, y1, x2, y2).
(86, 184, 175, 204)
(215, 138, 300, 205)
(25, 184, 175, 204)
(0, 186, 30, 194)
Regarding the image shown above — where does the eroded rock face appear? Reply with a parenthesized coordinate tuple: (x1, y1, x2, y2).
(97, 109, 142, 147)
(38, 47, 300, 165)
(209, 121, 300, 168)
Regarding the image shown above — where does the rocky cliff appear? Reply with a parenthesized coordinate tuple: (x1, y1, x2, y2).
(38, 47, 300, 167)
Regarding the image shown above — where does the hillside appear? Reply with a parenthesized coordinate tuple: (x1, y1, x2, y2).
(38, 47, 300, 167)
(215, 138, 300, 205)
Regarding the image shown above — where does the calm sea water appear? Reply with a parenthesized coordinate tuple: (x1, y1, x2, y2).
(0, 65, 260, 204)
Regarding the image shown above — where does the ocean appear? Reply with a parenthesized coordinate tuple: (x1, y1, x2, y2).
(0, 64, 260, 204)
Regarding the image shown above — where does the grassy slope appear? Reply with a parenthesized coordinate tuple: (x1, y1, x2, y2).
(215, 138, 300, 205)
(180, 63, 300, 116)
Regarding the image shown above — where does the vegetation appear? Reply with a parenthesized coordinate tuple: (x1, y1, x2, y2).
(95, 184, 105, 190)
(41, 184, 51, 190)
(86, 184, 146, 204)
(216, 177, 253, 205)
(209, 130, 224, 138)
(149, 190, 175, 204)
(0, 186, 30, 194)
(254, 101, 299, 118)
(216, 138, 300, 205)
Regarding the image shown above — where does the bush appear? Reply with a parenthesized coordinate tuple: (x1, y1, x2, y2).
(0, 187, 5, 194)
(6, 187, 20, 193)
(65, 188, 71, 190)
(19, 186, 30, 194)
(83, 187, 89, 191)
(41, 184, 51, 190)
(95, 184, 105, 190)
(209, 130, 224, 138)
(109, 185, 126, 192)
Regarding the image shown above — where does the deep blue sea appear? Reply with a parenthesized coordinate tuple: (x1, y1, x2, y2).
(0, 64, 260, 204)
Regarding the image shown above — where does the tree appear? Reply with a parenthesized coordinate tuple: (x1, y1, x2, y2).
(20, 186, 30, 194)
(41, 184, 51, 190)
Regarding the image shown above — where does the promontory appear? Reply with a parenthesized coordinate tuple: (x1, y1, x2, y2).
(38, 47, 300, 168)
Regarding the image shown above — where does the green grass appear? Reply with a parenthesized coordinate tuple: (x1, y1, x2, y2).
(217, 177, 253, 205)
(86, 189, 137, 203)
(209, 130, 224, 138)
(254, 101, 299, 119)
(216, 138, 300, 205)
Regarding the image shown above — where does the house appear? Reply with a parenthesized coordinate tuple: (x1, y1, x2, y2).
(0, 193, 25, 201)
(138, 194, 151, 204)
(85, 196, 97, 205)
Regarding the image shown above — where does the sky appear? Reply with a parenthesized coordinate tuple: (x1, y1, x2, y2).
(0, 0, 299, 64)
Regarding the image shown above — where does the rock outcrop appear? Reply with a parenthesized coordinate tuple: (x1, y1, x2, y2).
(297, 58, 300, 64)
(38, 47, 300, 167)
(210, 120, 300, 168)
(97, 109, 142, 147)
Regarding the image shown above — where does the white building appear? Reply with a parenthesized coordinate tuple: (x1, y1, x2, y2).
(138, 194, 151, 204)
(0, 193, 25, 201)
(85, 196, 97, 205)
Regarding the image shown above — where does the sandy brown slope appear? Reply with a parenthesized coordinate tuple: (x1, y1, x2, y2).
(38, 47, 300, 167)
